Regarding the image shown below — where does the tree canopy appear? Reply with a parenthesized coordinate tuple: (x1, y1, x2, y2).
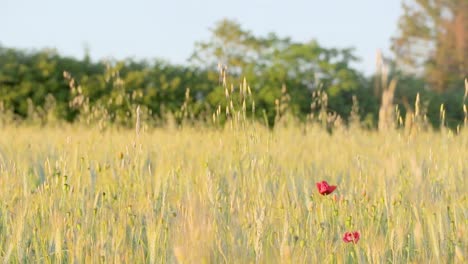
(0, 16, 466, 129)
(392, 0, 467, 92)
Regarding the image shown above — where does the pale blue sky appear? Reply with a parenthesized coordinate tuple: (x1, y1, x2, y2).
(1, 0, 402, 75)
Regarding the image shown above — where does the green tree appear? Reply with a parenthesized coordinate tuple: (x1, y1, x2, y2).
(191, 19, 372, 124)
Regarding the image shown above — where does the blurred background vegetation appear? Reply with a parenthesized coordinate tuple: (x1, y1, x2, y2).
(0, 0, 466, 129)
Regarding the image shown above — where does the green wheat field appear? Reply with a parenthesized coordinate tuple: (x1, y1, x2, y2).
(0, 120, 466, 263)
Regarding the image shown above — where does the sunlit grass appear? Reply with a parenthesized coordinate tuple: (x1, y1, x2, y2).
(0, 123, 466, 263)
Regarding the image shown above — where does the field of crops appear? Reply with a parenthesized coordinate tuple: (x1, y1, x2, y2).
(0, 123, 466, 263)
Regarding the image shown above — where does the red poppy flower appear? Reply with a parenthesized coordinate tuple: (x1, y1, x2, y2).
(316, 181, 337, 195)
(343, 231, 360, 243)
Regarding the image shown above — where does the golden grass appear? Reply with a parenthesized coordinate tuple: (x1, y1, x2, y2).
(0, 123, 466, 263)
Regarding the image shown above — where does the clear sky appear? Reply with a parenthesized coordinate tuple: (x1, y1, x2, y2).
(1, 0, 402, 75)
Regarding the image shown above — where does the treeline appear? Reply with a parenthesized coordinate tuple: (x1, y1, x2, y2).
(0, 19, 466, 129)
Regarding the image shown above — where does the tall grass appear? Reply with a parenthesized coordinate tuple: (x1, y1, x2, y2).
(0, 121, 466, 263)
(0, 69, 466, 263)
